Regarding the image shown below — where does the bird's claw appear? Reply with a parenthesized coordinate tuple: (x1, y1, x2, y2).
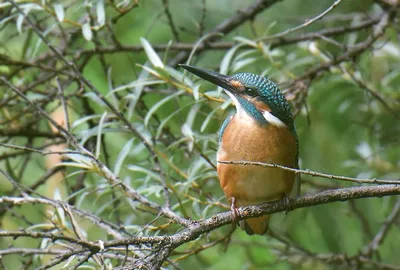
(230, 197, 240, 227)
(281, 194, 293, 214)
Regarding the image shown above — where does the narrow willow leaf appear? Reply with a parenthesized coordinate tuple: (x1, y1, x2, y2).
(234, 36, 257, 47)
(54, 189, 65, 225)
(56, 161, 92, 170)
(127, 165, 161, 181)
(137, 64, 162, 79)
(96, 0, 105, 26)
(156, 101, 197, 139)
(201, 99, 231, 132)
(71, 114, 101, 130)
(0, 13, 17, 27)
(220, 44, 242, 75)
(163, 40, 173, 64)
(232, 57, 258, 72)
(40, 237, 50, 250)
(192, 84, 200, 100)
(234, 49, 257, 62)
(128, 67, 150, 120)
(187, 158, 206, 178)
(261, 21, 277, 37)
(140, 38, 164, 68)
(114, 138, 134, 175)
(139, 185, 163, 198)
(83, 92, 107, 107)
(32, 23, 56, 57)
(185, 103, 200, 129)
(269, 48, 285, 57)
(181, 123, 194, 151)
(82, 23, 93, 41)
(95, 112, 107, 158)
(27, 223, 55, 231)
(185, 32, 223, 65)
(107, 67, 118, 108)
(15, 3, 40, 33)
(79, 124, 114, 145)
(60, 256, 76, 269)
(76, 191, 89, 210)
(144, 90, 184, 127)
(285, 56, 315, 71)
(381, 70, 400, 86)
(64, 187, 89, 204)
(54, 3, 64, 22)
(16, 13, 24, 33)
(108, 79, 164, 96)
(165, 66, 193, 87)
(165, 137, 190, 151)
(95, 197, 119, 216)
(63, 153, 95, 169)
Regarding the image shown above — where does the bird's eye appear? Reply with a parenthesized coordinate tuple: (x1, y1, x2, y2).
(245, 88, 256, 96)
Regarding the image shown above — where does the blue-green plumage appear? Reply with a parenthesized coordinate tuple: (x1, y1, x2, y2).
(218, 116, 231, 144)
(230, 73, 295, 131)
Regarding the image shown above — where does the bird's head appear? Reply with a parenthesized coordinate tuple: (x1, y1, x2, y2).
(180, 64, 294, 129)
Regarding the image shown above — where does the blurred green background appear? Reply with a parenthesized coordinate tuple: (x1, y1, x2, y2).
(0, 0, 399, 269)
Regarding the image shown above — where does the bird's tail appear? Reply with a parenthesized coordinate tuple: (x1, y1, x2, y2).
(239, 215, 270, 235)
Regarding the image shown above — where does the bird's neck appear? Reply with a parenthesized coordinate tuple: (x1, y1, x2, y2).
(232, 94, 289, 129)
(225, 91, 267, 126)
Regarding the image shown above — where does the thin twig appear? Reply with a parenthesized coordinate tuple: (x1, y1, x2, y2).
(259, 0, 344, 41)
(217, 160, 400, 185)
(161, 0, 180, 41)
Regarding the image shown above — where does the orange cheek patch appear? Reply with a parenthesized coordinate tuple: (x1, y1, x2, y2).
(253, 99, 271, 112)
(230, 80, 243, 89)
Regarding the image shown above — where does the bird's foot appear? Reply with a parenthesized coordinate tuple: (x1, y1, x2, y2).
(281, 194, 293, 214)
(230, 197, 240, 228)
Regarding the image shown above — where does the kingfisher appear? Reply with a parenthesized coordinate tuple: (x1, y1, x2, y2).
(180, 64, 299, 235)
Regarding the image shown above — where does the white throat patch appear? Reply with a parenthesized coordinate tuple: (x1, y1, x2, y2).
(224, 90, 286, 128)
(262, 110, 286, 127)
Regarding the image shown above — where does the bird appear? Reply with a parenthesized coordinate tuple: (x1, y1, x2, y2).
(180, 64, 299, 235)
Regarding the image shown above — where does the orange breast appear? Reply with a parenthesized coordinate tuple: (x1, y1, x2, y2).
(217, 114, 297, 206)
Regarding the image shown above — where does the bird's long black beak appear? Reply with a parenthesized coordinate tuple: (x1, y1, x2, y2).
(179, 64, 237, 93)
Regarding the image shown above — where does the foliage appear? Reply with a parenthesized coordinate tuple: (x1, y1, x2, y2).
(0, 0, 399, 269)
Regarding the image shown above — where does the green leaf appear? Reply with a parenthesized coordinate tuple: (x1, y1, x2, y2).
(181, 123, 194, 151)
(127, 165, 161, 181)
(16, 13, 24, 33)
(144, 90, 184, 127)
(114, 138, 134, 175)
(140, 37, 164, 68)
(261, 21, 277, 37)
(107, 79, 164, 97)
(83, 92, 107, 108)
(96, 0, 105, 26)
(127, 67, 150, 120)
(220, 44, 242, 75)
(54, 3, 64, 22)
(61, 153, 95, 170)
(82, 23, 92, 41)
(165, 66, 193, 87)
(234, 36, 257, 47)
(201, 99, 230, 132)
(232, 57, 258, 72)
(95, 112, 107, 159)
(192, 84, 200, 100)
(156, 101, 198, 139)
